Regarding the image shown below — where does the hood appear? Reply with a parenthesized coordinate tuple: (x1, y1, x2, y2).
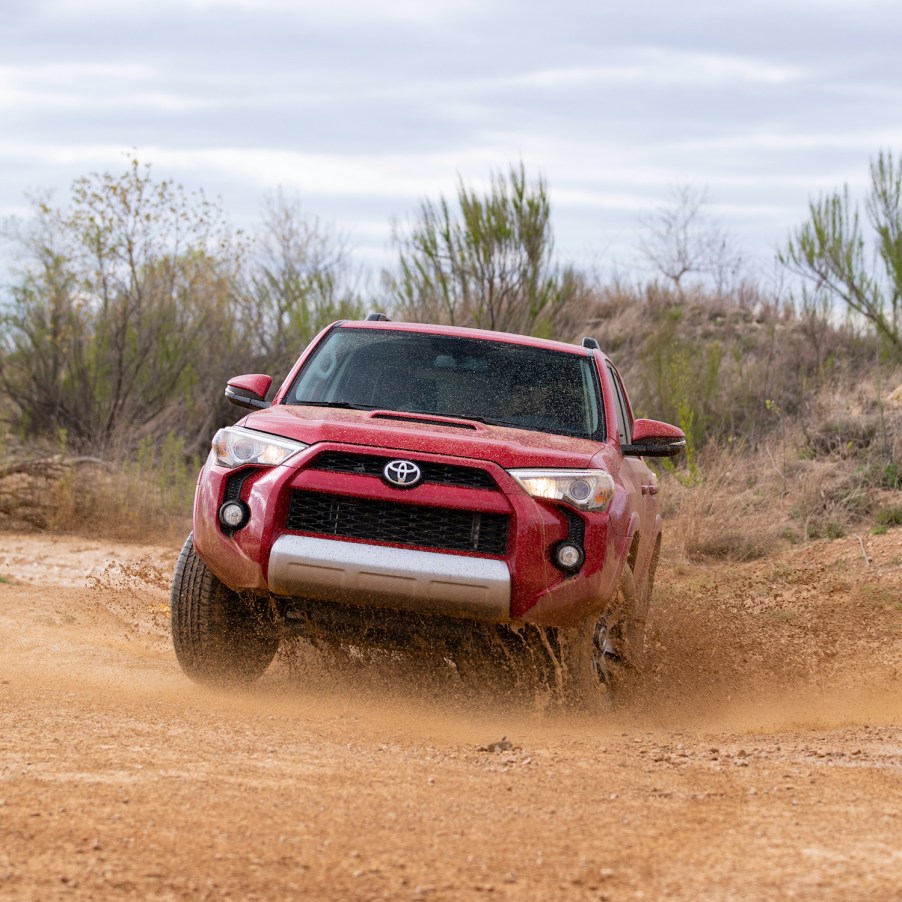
(242, 405, 605, 470)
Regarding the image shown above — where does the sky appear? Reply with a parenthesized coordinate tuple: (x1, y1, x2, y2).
(1, 0, 901, 283)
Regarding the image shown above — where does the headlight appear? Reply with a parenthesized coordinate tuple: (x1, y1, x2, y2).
(212, 426, 307, 469)
(508, 468, 615, 511)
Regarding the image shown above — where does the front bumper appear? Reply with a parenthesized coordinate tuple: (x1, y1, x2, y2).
(268, 535, 511, 622)
(193, 442, 621, 626)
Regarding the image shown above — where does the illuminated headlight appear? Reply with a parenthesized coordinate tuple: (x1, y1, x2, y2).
(212, 426, 307, 469)
(508, 468, 615, 511)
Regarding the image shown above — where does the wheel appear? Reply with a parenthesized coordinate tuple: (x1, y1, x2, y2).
(170, 534, 279, 686)
(594, 560, 648, 682)
(560, 562, 645, 705)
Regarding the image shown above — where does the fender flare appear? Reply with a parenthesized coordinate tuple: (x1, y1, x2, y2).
(613, 511, 642, 585)
(617, 512, 663, 599)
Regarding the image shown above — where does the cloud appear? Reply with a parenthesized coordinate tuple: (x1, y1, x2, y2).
(185, 0, 476, 21)
(1, 0, 900, 276)
(0, 63, 177, 111)
(42, 0, 477, 25)
(512, 50, 807, 90)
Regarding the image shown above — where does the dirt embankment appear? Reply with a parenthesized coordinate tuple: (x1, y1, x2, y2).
(0, 531, 900, 900)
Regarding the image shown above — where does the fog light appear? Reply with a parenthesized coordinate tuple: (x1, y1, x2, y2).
(554, 541, 584, 572)
(219, 500, 249, 530)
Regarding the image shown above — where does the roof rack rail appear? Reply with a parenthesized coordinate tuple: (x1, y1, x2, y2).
(364, 312, 391, 322)
(582, 337, 600, 350)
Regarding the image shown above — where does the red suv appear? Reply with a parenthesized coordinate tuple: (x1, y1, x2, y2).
(170, 316, 684, 694)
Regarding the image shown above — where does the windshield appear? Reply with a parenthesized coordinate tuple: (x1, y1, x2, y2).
(284, 328, 604, 441)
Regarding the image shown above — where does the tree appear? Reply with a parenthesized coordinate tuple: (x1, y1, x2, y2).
(781, 150, 902, 353)
(0, 157, 239, 452)
(386, 163, 588, 337)
(233, 190, 364, 379)
(638, 184, 742, 296)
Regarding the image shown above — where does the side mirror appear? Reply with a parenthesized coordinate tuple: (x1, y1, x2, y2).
(225, 374, 273, 410)
(622, 418, 686, 458)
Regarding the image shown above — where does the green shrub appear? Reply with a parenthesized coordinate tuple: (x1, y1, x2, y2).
(875, 507, 902, 527)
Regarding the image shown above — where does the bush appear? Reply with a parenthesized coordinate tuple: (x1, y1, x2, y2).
(875, 506, 902, 528)
(0, 157, 239, 454)
(387, 163, 589, 337)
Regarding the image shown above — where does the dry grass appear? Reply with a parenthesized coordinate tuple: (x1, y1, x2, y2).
(0, 455, 193, 544)
(660, 443, 790, 561)
(660, 427, 900, 562)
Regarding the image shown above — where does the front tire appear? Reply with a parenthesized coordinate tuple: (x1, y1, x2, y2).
(562, 562, 645, 705)
(170, 534, 279, 686)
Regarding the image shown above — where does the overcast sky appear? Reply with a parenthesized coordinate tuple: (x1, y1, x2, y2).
(2, 0, 900, 281)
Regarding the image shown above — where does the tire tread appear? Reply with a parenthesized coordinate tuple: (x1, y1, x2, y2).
(170, 534, 278, 685)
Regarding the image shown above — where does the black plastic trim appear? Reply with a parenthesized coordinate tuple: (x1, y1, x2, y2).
(224, 385, 270, 410)
(286, 490, 509, 556)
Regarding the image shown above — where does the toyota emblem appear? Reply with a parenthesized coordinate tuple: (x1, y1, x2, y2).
(383, 459, 422, 488)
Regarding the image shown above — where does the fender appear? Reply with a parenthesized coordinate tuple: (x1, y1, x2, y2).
(632, 513, 664, 605)
(611, 510, 642, 586)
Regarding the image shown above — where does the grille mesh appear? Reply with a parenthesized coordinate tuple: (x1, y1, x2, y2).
(561, 507, 586, 545)
(310, 451, 496, 490)
(286, 490, 508, 556)
(223, 471, 250, 502)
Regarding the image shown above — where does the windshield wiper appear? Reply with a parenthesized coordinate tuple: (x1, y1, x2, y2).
(457, 414, 517, 428)
(299, 402, 508, 422)
(295, 400, 378, 410)
(451, 413, 591, 438)
(436, 413, 532, 430)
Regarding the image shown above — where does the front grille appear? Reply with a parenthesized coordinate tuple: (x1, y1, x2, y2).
(286, 490, 508, 556)
(310, 451, 496, 490)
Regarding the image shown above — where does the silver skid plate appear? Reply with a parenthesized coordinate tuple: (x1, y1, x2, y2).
(268, 535, 511, 622)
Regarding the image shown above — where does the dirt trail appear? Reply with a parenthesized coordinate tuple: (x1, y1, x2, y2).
(1, 530, 900, 900)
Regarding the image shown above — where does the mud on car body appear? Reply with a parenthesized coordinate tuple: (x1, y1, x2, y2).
(170, 315, 684, 695)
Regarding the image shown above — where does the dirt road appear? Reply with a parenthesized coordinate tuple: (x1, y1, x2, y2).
(1, 531, 900, 900)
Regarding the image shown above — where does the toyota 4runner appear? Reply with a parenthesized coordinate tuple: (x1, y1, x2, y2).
(170, 315, 684, 696)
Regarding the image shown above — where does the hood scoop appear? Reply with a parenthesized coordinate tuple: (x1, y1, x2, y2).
(370, 411, 480, 430)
